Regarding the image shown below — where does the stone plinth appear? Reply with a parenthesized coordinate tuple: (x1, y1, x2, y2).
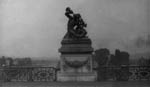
(59, 37, 93, 54)
(57, 72, 97, 81)
(57, 37, 97, 81)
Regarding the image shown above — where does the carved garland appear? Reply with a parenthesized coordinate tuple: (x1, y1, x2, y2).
(64, 58, 89, 68)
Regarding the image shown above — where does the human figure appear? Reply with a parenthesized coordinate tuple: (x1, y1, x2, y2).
(65, 7, 77, 38)
(65, 7, 87, 38)
(75, 14, 87, 36)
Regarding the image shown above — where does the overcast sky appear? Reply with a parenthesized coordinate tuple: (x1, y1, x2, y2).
(0, 0, 150, 59)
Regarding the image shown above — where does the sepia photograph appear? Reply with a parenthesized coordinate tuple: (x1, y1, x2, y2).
(0, 0, 150, 87)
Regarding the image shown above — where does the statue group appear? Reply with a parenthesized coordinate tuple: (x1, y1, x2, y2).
(65, 7, 87, 39)
(57, 7, 97, 81)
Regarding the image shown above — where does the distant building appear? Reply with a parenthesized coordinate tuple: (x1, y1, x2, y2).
(5, 57, 13, 66)
(13, 58, 19, 66)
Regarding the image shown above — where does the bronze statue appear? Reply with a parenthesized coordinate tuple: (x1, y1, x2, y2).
(64, 7, 87, 39)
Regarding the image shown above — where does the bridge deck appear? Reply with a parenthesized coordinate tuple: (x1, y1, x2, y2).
(1, 81, 150, 87)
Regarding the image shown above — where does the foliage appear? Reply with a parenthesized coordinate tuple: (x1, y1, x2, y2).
(0, 56, 32, 67)
(14, 58, 32, 66)
(114, 49, 130, 66)
(94, 48, 110, 66)
(137, 57, 150, 66)
(0, 56, 6, 66)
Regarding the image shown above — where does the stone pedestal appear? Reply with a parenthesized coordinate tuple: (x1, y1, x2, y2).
(57, 37, 97, 81)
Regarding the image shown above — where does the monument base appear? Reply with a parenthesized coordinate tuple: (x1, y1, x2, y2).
(57, 71, 97, 81)
(58, 36, 96, 81)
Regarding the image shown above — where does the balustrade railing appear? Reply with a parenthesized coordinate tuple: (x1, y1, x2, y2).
(0, 66, 57, 82)
(0, 66, 150, 82)
(96, 66, 150, 81)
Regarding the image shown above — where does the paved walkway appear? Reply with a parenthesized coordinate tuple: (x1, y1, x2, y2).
(1, 81, 150, 87)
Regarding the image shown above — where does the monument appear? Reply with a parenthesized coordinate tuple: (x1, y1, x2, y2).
(57, 7, 97, 81)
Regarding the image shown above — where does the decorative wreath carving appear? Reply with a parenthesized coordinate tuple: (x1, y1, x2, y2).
(63, 58, 89, 68)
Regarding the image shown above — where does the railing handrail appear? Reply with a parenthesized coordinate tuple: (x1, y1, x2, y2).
(0, 66, 57, 68)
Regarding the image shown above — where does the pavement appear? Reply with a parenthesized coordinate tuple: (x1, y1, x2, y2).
(1, 81, 150, 87)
